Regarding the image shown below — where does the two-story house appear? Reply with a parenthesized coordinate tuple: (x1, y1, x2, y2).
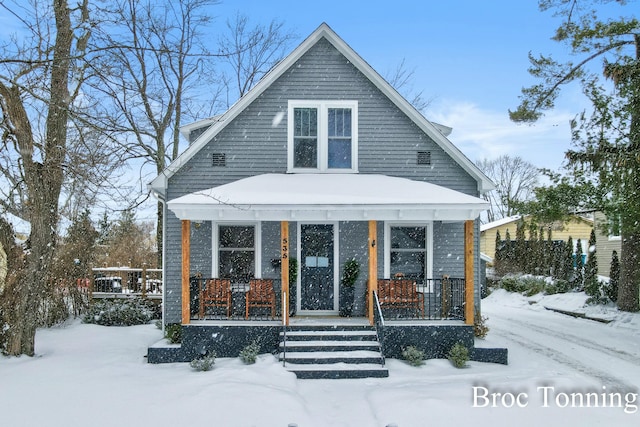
(147, 23, 505, 378)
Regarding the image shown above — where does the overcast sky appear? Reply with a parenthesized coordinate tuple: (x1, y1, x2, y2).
(212, 0, 633, 172)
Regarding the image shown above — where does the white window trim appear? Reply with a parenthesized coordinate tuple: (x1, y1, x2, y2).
(211, 222, 262, 279)
(384, 222, 433, 292)
(287, 100, 359, 173)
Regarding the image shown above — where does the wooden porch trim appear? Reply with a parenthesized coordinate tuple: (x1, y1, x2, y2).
(367, 220, 377, 325)
(281, 221, 290, 326)
(181, 220, 191, 325)
(464, 220, 474, 325)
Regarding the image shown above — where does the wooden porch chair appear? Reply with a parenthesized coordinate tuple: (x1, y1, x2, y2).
(199, 278, 232, 319)
(377, 278, 425, 318)
(245, 279, 276, 319)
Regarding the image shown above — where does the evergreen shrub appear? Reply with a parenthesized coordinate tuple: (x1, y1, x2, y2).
(82, 298, 159, 326)
(164, 323, 182, 344)
(448, 342, 469, 368)
(239, 340, 260, 364)
(190, 353, 216, 371)
(401, 345, 425, 366)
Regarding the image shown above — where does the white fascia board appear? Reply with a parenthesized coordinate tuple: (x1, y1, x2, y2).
(168, 204, 486, 222)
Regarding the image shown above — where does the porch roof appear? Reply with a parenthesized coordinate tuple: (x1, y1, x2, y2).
(167, 173, 489, 222)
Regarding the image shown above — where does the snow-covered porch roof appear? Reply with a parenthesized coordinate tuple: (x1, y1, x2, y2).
(167, 174, 489, 222)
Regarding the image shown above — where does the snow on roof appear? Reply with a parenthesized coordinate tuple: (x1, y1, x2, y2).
(167, 173, 489, 222)
(480, 215, 522, 232)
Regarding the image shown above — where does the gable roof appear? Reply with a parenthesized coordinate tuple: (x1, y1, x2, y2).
(149, 23, 494, 196)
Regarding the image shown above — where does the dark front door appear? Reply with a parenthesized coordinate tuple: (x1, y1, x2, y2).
(300, 224, 334, 311)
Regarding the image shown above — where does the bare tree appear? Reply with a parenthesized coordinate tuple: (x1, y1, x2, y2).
(476, 155, 540, 223)
(385, 58, 433, 113)
(94, 4, 297, 267)
(218, 13, 297, 104)
(90, 0, 221, 267)
(0, 0, 93, 355)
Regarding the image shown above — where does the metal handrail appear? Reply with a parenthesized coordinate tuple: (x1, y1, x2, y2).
(373, 290, 386, 367)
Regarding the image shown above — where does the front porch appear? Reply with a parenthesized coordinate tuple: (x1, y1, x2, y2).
(170, 174, 488, 328)
(187, 276, 467, 322)
(149, 174, 509, 371)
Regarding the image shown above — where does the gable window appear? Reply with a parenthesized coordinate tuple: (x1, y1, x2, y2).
(288, 100, 358, 172)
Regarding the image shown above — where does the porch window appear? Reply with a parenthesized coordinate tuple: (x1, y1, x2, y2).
(218, 225, 255, 283)
(389, 226, 426, 282)
(288, 100, 358, 172)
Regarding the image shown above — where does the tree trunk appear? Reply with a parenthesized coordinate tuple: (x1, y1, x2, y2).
(2, 0, 74, 356)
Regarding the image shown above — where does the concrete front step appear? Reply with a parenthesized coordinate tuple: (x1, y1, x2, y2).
(280, 340, 381, 352)
(279, 350, 383, 365)
(281, 330, 378, 341)
(284, 362, 389, 379)
(279, 326, 387, 379)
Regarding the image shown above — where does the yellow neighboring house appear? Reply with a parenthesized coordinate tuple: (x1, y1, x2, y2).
(480, 214, 594, 264)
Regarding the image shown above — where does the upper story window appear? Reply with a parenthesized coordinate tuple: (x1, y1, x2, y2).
(288, 100, 358, 172)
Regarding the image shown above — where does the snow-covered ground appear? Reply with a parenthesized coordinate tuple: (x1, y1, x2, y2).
(2, 290, 639, 427)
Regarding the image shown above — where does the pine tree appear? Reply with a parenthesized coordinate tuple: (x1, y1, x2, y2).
(584, 229, 599, 298)
(504, 229, 514, 274)
(607, 250, 620, 303)
(538, 227, 546, 276)
(515, 219, 526, 273)
(575, 239, 584, 290)
(546, 227, 554, 277)
(528, 222, 538, 275)
(97, 211, 112, 246)
(494, 230, 502, 274)
(560, 237, 575, 287)
(510, 1, 639, 312)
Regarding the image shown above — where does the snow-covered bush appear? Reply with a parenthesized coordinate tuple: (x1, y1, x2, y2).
(164, 323, 182, 344)
(448, 342, 469, 368)
(239, 340, 260, 364)
(82, 298, 159, 326)
(190, 353, 216, 371)
(401, 345, 425, 366)
(497, 275, 573, 297)
(474, 311, 489, 339)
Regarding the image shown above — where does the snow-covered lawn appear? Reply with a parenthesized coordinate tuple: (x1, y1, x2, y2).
(2, 290, 639, 427)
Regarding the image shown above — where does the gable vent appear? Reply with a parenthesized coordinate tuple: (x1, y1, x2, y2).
(417, 151, 431, 165)
(212, 153, 226, 167)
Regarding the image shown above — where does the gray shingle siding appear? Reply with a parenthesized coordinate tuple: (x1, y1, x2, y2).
(162, 37, 483, 323)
